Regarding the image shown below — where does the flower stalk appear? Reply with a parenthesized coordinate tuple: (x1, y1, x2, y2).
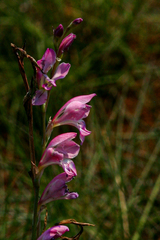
(11, 18, 95, 240)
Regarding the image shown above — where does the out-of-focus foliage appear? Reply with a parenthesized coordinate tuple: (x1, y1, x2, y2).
(0, 0, 160, 239)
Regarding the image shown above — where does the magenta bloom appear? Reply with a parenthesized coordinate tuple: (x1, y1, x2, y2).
(32, 48, 71, 105)
(58, 33, 76, 55)
(38, 172, 79, 207)
(38, 132, 79, 178)
(46, 94, 96, 144)
(37, 225, 69, 240)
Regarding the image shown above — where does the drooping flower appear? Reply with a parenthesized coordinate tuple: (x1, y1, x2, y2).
(38, 172, 79, 208)
(37, 225, 69, 240)
(46, 94, 96, 144)
(32, 48, 71, 105)
(38, 132, 79, 178)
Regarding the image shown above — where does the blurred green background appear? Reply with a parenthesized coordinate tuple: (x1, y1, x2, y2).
(0, 0, 160, 239)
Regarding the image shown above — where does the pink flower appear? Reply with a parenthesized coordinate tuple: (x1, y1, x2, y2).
(46, 94, 96, 144)
(38, 172, 79, 207)
(37, 225, 69, 240)
(32, 48, 70, 105)
(38, 132, 79, 178)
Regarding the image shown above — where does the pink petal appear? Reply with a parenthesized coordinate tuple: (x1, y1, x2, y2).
(38, 179, 67, 205)
(40, 48, 56, 73)
(77, 120, 91, 144)
(56, 140, 80, 159)
(58, 33, 76, 55)
(37, 225, 69, 240)
(38, 133, 79, 176)
(42, 82, 53, 90)
(52, 93, 96, 121)
(47, 132, 77, 148)
(38, 148, 63, 170)
(53, 172, 76, 183)
(61, 159, 77, 177)
(63, 192, 79, 199)
(48, 63, 71, 86)
(54, 101, 91, 123)
(38, 172, 77, 206)
(32, 90, 48, 105)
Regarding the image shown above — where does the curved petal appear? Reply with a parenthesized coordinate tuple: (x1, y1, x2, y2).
(56, 140, 80, 159)
(58, 33, 76, 55)
(54, 101, 91, 123)
(47, 132, 77, 148)
(42, 82, 53, 90)
(38, 172, 77, 207)
(61, 159, 77, 177)
(38, 148, 64, 170)
(32, 90, 48, 105)
(48, 63, 71, 86)
(40, 48, 56, 73)
(77, 120, 91, 144)
(37, 225, 69, 240)
(38, 179, 68, 206)
(63, 192, 79, 199)
(52, 93, 96, 122)
(53, 172, 76, 183)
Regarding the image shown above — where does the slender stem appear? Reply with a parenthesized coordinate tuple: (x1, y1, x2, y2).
(31, 180, 40, 240)
(42, 104, 47, 153)
(11, 43, 38, 239)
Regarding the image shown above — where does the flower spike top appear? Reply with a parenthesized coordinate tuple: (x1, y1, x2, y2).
(37, 225, 69, 240)
(32, 48, 71, 105)
(46, 93, 96, 144)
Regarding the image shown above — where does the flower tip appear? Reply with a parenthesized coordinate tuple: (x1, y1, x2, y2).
(58, 33, 76, 55)
(53, 24, 64, 37)
(37, 225, 69, 240)
(73, 18, 83, 25)
(65, 192, 79, 199)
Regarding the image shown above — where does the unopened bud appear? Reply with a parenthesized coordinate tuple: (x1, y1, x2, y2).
(53, 24, 64, 37)
(58, 33, 76, 55)
(72, 18, 83, 25)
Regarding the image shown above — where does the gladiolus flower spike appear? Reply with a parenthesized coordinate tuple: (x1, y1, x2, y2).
(37, 225, 69, 240)
(46, 93, 96, 144)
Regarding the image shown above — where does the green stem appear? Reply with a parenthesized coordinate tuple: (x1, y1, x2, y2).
(42, 104, 47, 153)
(31, 180, 40, 240)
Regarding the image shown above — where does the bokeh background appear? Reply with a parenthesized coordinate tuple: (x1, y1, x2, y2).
(0, 0, 160, 239)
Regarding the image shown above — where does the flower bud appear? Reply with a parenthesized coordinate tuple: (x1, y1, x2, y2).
(53, 24, 64, 37)
(72, 18, 83, 25)
(58, 33, 76, 55)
